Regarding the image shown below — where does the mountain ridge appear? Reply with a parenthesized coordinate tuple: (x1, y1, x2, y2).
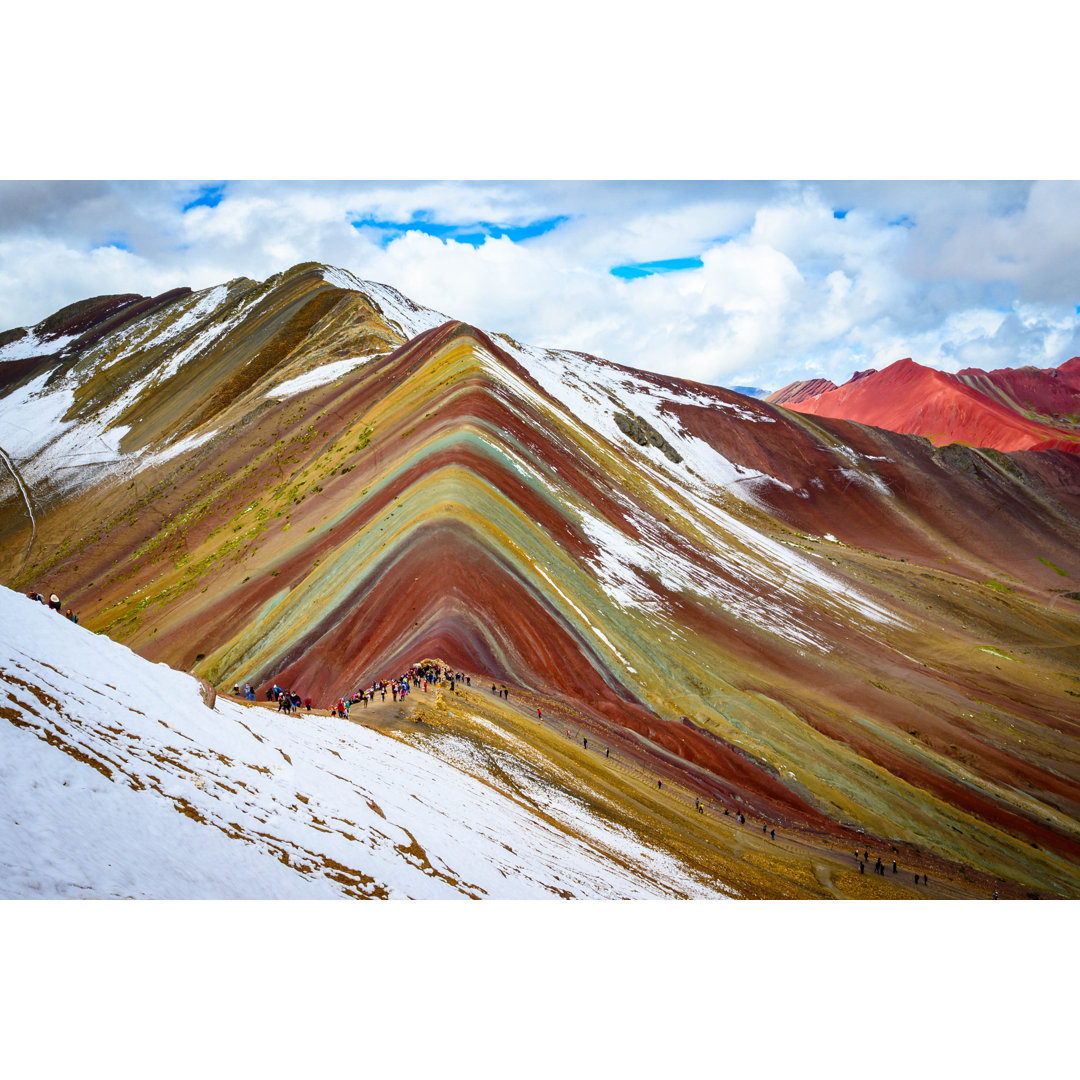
(4, 262, 1080, 896)
(772, 355, 1080, 454)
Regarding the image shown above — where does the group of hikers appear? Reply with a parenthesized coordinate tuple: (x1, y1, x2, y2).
(26, 591, 79, 623)
(269, 686, 312, 713)
(325, 663, 472, 716)
(237, 662, 475, 719)
(854, 847, 931, 888)
(855, 846, 933, 889)
(224, 663, 988, 896)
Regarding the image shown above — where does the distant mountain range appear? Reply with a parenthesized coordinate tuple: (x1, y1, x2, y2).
(4, 263, 1080, 897)
(768, 357, 1080, 454)
(725, 384, 770, 399)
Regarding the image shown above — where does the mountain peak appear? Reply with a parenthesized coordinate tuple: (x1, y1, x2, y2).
(765, 377, 838, 405)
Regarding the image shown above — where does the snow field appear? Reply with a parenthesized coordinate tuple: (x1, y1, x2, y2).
(0, 587, 719, 899)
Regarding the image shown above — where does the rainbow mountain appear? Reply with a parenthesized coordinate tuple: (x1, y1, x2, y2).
(3, 262, 1080, 898)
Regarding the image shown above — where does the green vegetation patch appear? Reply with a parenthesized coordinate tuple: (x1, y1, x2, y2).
(1037, 556, 1069, 577)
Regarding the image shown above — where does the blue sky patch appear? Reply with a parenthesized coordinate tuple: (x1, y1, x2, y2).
(888, 215, 915, 229)
(610, 256, 704, 279)
(183, 184, 226, 212)
(832, 208, 849, 220)
(96, 232, 132, 252)
(351, 213, 569, 248)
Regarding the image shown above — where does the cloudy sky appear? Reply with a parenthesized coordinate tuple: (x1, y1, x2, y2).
(2, 179, 1078, 392)
(4, 5, 1078, 394)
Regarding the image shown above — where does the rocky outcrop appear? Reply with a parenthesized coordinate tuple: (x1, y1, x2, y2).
(614, 410, 683, 462)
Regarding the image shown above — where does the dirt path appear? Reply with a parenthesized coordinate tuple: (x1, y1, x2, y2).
(229, 685, 1020, 899)
(0, 444, 36, 563)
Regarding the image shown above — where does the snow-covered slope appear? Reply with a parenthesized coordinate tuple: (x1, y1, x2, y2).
(0, 265, 448, 507)
(319, 267, 450, 338)
(0, 586, 724, 899)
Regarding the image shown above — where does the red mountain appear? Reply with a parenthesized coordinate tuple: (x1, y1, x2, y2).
(956, 356, 1080, 421)
(780, 357, 1080, 454)
(766, 377, 838, 405)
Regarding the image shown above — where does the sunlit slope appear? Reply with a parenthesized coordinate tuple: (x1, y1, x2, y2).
(0, 262, 441, 514)
(4, 264, 1080, 895)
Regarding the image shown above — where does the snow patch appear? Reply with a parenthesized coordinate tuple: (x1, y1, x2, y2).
(495, 337, 773, 494)
(0, 328, 78, 363)
(267, 355, 380, 399)
(141, 428, 219, 469)
(320, 268, 449, 340)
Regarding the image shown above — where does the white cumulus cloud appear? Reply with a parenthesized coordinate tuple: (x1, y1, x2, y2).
(1, 181, 1079, 394)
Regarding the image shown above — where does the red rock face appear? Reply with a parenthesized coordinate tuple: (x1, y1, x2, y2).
(957, 357, 1080, 424)
(781, 357, 1080, 454)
